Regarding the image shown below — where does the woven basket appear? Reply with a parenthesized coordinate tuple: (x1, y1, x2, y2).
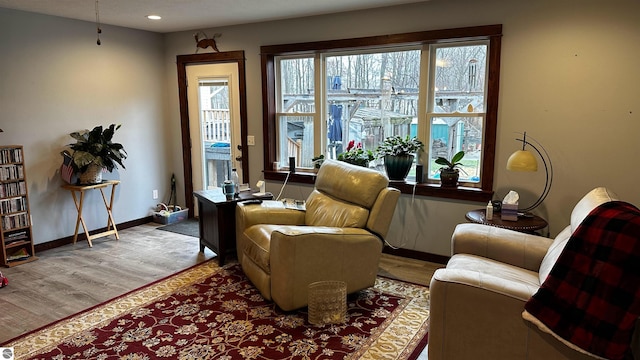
(308, 281, 347, 325)
(78, 164, 103, 185)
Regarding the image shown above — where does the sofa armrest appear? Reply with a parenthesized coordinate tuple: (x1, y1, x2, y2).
(452, 223, 553, 272)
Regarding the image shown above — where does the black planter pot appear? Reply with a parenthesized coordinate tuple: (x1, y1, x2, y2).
(384, 154, 414, 181)
(439, 169, 459, 187)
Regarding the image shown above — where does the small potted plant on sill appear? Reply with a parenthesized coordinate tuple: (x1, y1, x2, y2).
(435, 150, 465, 187)
(63, 124, 127, 185)
(311, 154, 325, 169)
(375, 135, 424, 181)
(338, 140, 375, 167)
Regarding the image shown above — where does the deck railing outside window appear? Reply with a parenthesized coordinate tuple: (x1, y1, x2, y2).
(202, 109, 230, 143)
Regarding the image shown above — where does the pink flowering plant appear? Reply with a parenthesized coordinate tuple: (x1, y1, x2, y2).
(338, 140, 375, 167)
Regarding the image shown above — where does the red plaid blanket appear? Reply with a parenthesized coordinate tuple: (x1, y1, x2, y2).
(524, 201, 640, 360)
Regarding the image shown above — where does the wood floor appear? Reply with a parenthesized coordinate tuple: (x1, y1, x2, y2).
(0, 222, 443, 345)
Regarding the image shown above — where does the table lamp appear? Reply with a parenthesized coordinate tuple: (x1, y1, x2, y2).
(506, 132, 553, 213)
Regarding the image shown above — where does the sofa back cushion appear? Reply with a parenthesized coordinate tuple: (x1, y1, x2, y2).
(538, 187, 619, 283)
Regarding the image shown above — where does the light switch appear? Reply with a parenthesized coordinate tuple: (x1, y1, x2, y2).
(247, 135, 255, 146)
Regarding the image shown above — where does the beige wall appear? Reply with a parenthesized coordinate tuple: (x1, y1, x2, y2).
(164, 0, 640, 256)
(0, 8, 169, 244)
(2, 0, 639, 256)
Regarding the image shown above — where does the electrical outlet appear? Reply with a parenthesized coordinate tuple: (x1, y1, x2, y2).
(153, 189, 159, 199)
(247, 135, 255, 146)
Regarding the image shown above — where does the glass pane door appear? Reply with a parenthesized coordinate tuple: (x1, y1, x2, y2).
(187, 62, 243, 215)
(199, 78, 231, 189)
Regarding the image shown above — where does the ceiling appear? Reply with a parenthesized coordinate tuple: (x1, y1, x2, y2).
(0, 0, 429, 33)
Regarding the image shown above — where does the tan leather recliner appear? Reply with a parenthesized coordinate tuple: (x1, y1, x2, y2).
(236, 159, 400, 311)
(429, 187, 639, 359)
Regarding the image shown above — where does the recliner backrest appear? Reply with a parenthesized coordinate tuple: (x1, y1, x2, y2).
(305, 189, 370, 227)
(569, 187, 618, 232)
(313, 159, 388, 208)
(304, 160, 399, 239)
(538, 187, 619, 283)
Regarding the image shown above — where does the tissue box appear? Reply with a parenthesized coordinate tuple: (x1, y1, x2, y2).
(501, 204, 518, 221)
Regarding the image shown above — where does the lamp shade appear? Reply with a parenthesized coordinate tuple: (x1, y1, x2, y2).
(506, 150, 538, 172)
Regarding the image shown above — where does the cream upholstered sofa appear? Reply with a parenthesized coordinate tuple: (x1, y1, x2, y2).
(236, 160, 400, 311)
(429, 187, 639, 359)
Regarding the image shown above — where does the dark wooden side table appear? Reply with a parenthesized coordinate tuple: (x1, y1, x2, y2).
(465, 209, 548, 234)
(193, 189, 273, 265)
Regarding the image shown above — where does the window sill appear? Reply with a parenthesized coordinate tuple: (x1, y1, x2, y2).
(264, 170, 492, 202)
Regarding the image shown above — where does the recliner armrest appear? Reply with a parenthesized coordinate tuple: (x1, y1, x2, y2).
(429, 268, 543, 360)
(367, 187, 401, 240)
(430, 267, 537, 302)
(236, 200, 306, 231)
(452, 223, 553, 272)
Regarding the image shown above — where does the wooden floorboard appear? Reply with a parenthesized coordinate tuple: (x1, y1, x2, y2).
(0, 223, 443, 345)
(378, 252, 442, 286)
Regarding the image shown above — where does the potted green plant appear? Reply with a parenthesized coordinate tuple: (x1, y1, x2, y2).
(376, 135, 424, 181)
(338, 140, 375, 167)
(435, 150, 465, 187)
(311, 154, 325, 169)
(63, 124, 127, 184)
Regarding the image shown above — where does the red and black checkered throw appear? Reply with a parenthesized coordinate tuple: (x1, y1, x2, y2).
(524, 201, 640, 360)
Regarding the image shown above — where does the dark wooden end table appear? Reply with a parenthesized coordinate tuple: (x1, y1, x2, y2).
(193, 189, 273, 265)
(465, 209, 548, 234)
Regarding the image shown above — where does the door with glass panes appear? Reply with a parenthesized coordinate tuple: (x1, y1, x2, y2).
(186, 63, 242, 214)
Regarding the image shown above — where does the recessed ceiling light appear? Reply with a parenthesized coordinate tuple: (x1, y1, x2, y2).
(147, 15, 162, 20)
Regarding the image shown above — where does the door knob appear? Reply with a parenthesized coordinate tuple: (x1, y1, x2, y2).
(237, 144, 243, 150)
(235, 156, 243, 161)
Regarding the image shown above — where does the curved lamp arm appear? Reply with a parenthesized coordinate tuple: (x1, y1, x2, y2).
(510, 132, 553, 213)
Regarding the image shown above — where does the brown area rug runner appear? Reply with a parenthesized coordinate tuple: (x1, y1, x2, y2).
(4, 260, 429, 359)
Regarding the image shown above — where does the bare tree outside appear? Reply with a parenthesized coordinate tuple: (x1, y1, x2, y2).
(276, 42, 488, 182)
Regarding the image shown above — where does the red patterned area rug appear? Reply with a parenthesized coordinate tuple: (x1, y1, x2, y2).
(4, 260, 429, 359)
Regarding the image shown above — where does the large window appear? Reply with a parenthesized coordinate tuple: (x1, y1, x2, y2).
(277, 57, 316, 168)
(262, 25, 501, 201)
(427, 44, 488, 183)
(324, 50, 421, 176)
